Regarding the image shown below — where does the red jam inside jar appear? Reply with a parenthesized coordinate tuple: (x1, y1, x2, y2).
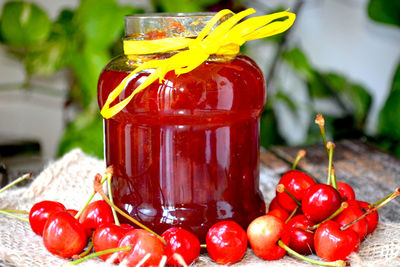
(97, 13, 266, 242)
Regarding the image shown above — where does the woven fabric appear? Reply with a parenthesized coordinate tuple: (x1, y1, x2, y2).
(0, 149, 399, 266)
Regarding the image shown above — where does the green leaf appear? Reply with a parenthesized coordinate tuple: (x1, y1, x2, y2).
(153, 0, 219, 12)
(58, 110, 104, 158)
(70, 45, 110, 108)
(74, 0, 136, 49)
(368, 0, 400, 27)
(0, 1, 51, 46)
(378, 62, 400, 138)
(324, 73, 372, 125)
(281, 47, 314, 81)
(260, 107, 284, 148)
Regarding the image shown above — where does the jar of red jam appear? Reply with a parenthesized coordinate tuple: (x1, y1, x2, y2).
(97, 13, 266, 242)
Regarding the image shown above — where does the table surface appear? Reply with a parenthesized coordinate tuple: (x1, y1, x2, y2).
(259, 139, 400, 222)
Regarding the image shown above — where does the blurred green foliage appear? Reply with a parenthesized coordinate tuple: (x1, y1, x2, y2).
(0, 0, 399, 159)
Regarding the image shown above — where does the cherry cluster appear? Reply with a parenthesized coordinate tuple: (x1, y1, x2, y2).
(251, 114, 399, 266)
(0, 114, 399, 267)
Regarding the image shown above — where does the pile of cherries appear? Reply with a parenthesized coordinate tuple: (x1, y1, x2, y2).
(0, 114, 399, 267)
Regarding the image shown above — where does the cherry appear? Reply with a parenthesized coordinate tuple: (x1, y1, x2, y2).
(162, 227, 200, 266)
(333, 205, 368, 241)
(314, 220, 360, 261)
(276, 170, 316, 212)
(268, 196, 284, 211)
(247, 214, 289, 260)
(29, 200, 66, 236)
(206, 221, 247, 265)
(286, 215, 315, 255)
(93, 223, 132, 262)
(358, 201, 379, 235)
(78, 200, 114, 234)
(337, 182, 356, 201)
(267, 208, 290, 222)
(42, 211, 88, 258)
(67, 209, 78, 217)
(302, 184, 341, 223)
(118, 229, 166, 267)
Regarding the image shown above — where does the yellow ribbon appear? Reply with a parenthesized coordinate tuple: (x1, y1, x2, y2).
(100, 8, 295, 119)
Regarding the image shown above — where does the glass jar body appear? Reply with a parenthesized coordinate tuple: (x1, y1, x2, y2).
(97, 54, 266, 242)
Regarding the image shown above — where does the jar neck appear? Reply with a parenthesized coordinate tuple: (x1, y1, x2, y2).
(124, 13, 229, 41)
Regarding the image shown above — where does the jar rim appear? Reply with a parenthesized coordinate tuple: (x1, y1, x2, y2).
(125, 12, 217, 19)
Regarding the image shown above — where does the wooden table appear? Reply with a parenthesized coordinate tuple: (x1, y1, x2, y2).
(259, 139, 400, 222)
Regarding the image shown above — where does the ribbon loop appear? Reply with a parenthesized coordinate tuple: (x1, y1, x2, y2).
(101, 9, 296, 119)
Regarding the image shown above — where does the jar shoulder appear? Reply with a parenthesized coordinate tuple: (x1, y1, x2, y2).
(98, 54, 266, 118)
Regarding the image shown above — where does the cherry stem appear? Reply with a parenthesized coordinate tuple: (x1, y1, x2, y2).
(69, 245, 132, 265)
(200, 244, 207, 248)
(0, 173, 32, 194)
(0, 210, 29, 222)
(367, 188, 397, 209)
(94, 174, 166, 245)
(278, 240, 345, 267)
(326, 142, 337, 189)
(315, 114, 328, 155)
(75, 167, 111, 220)
(285, 206, 298, 224)
(341, 187, 400, 231)
(308, 202, 348, 231)
(73, 236, 94, 260)
(106, 168, 120, 226)
(276, 184, 302, 207)
(1, 209, 28, 214)
(292, 150, 306, 170)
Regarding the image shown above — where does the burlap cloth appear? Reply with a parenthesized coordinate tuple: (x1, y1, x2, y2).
(0, 149, 399, 267)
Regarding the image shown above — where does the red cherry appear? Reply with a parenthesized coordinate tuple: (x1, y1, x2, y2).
(268, 197, 283, 211)
(118, 229, 166, 267)
(314, 220, 360, 261)
(29, 200, 66, 236)
(337, 182, 356, 201)
(358, 201, 379, 235)
(247, 214, 290, 260)
(302, 184, 341, 223)
(78, 200, 114, 234)
(67, 209, 78, 217)
(276, 170, 316, 212)
(162, 227, 200, 266)
(333, 205, 368, 241)
(267, 209, 290, 222)
(206, 221, 247, 265)
(93, 223, 132, 262)
(286, 215, 315, 255)
(42, 211, 88, 258)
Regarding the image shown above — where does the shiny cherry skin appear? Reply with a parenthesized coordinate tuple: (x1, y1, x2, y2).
(286, 215, 315, 255)
(206, 221, 247, 265)
(314, 220, 360, 261)
(66, 209, 78, 217)
(29, 200, 66, 236)
(302, 184, 341, 223)
(268, 196, 283, 211)
(337, 182, 356, 201)
(267, 209, 290, 222)
(277, 170, 316, 212)
(247, 215, 290, 260)
(118, 229, 166, 267)
(333, 205, 368, 241)
(358, 201, 379, 235)
(93, 223, 133, 262)
(78, 200, 114, 234)
(162, 227, 200, 266)
(42, 211, 88, 258)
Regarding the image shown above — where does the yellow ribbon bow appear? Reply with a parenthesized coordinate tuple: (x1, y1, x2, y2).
(100, 8, 296, 119)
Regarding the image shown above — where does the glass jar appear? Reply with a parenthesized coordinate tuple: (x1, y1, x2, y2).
(97, 13, 266, 242)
